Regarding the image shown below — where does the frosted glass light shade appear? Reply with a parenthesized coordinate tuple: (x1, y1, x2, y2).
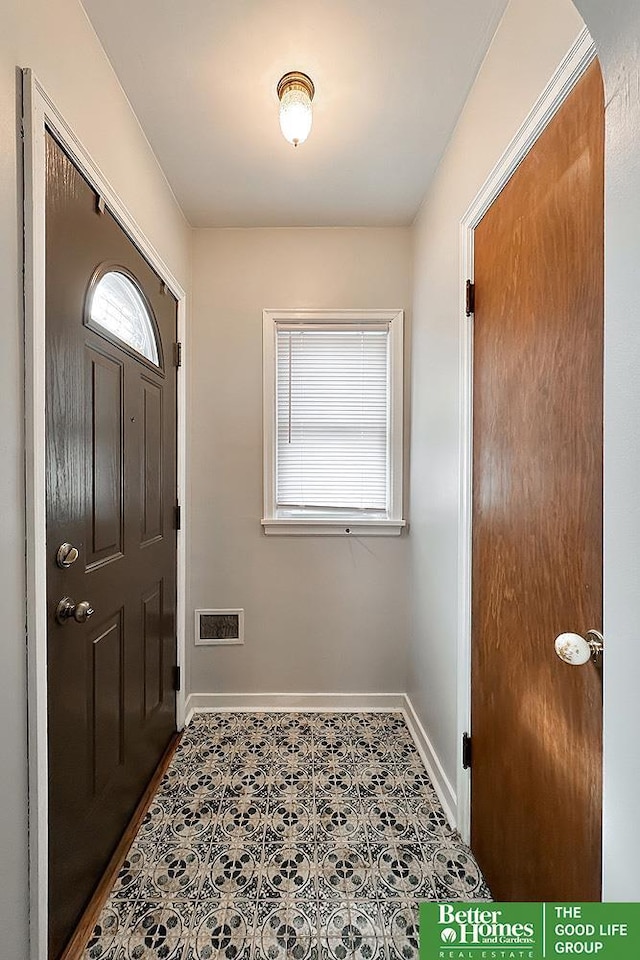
(277, 72, 315, 147)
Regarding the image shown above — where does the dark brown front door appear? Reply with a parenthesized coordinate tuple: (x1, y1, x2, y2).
(471, 61, 604, 901)
(45, 132, 178, 957)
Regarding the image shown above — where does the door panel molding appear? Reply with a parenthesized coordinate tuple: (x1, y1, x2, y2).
(86, 348, 125, 564)
(141, 378, 164, 545)
(456, 26, 596, 846)
(23, 70, 187, 960)
(90, 612, 125, 796)
(142, 579, 164, 719)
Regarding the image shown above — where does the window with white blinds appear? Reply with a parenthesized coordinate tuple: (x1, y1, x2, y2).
(263, 310, 405, 535)
(276, 326, 389, 513)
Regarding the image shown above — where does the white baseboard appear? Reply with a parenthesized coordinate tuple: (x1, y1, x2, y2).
(402, 695, 457, 829)
(185, 692, 406, 725)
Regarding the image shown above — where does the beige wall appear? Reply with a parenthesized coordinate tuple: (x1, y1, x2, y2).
(0, 1, 191, 953)
(408, 0, 584, 805)
(189, 227, 411, 697)
(573, 0, 640, 904)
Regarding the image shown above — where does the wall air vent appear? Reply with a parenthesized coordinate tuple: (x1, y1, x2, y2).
(195, 609, 244, 646)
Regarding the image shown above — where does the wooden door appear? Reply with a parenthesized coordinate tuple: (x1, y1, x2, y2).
(45, 132, 179, 957)
(471, 61, 604, 901)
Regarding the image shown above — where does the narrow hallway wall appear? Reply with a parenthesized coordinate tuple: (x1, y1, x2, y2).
(0, 1, 191, 954)
(572, 0, 640, 904)
(408, 0, 584, 813)
(188, 228, 411, 701)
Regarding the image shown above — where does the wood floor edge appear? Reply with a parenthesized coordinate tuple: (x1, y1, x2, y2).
(59, 730, 182, 960)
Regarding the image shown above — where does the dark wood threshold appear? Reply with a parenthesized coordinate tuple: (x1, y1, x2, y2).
(59, 730, 182, 960)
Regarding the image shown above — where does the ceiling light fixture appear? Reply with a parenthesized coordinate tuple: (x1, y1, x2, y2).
(277, 71, 315, 147)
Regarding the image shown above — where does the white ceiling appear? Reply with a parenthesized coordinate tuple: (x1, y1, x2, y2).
(81, 0, 508, 227)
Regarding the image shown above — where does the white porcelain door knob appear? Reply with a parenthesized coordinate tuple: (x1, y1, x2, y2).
(554, 632, 592, 665)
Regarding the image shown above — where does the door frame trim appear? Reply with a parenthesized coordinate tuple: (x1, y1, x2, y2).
(456, 27, 597, 845)
(22, 69, 188, 960)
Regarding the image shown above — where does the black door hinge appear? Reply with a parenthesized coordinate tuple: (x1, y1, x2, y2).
(172, 665, 181, 692)
(174, 504, 181, 530)
(173, 341, 182, 367)
(462, 732, 472, 769)
(465, 279, 475, 317)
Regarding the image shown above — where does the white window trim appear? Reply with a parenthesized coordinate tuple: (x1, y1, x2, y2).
(262, 308, 406, 536)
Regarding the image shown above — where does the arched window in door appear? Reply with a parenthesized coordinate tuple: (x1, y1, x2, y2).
(87, 268, 160, 366)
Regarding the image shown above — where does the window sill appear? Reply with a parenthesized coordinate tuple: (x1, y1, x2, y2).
(261, 518, 407, 537)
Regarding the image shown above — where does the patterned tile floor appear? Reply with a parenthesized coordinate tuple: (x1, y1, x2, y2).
(84, 712, 490, 960)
